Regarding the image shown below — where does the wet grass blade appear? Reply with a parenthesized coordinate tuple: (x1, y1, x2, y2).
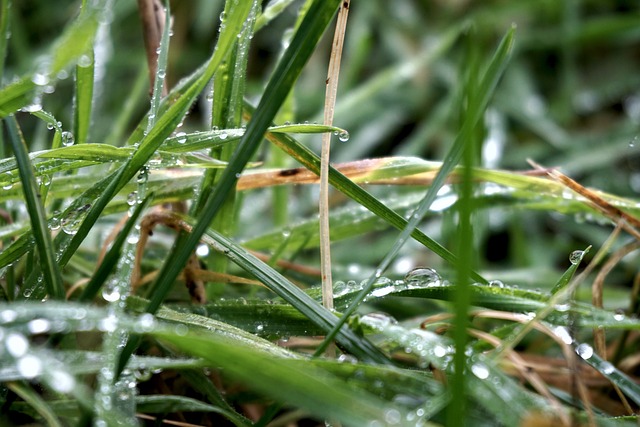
(78, 194, 152, 302)
(140, 0, 343, 329)
(6, 116, 64, 299)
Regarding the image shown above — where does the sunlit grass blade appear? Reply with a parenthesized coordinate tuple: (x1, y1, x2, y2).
(6, 116, 64, 299)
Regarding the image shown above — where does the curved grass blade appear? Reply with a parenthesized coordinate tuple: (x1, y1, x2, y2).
(153, 328, 403, 426)
(7, 382, 64, 427)
(6, 116, 64, 299)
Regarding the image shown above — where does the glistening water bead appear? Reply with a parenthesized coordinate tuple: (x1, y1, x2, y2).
(403, 267, 441, 287)
(569, 250, 584, 265)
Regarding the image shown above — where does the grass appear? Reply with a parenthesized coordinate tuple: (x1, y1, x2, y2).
(1, 1, 640, 426)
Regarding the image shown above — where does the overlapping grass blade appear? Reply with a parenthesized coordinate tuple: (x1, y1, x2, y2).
(152, 329, 403, 426)
(6, 116, 64, 299)
(135, 0, 344, 342)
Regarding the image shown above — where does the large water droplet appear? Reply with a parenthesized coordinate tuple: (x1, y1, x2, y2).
(17, 354, 43, 379)
(61, 204, 91, 235)
(338, 130, 350, 142)
(576, 343, 593, 360)
(569, 250, 584, 265)
(32, 73, 49, 86)
(61, 131, 75, 147)
(553, 326, 573, 345)
(488, 280, 505, 288)
(27, 318, 51, 334)
(6, 333, 29, 357)
(196, 244, 210, 257)
(49, 369, 76, 392)
(471, 362, 490, 379)
(403, 267, 441, 287)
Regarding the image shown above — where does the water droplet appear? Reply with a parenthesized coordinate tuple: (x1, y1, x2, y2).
(403, 267, 441, 287)
(219, 11, 226, 21)
(471, 362, 490, 379)
(61, 131, 74, 147)
(488, 280, 505, 288)
(2, 171, 13, 190)
(553, 326, 573, 345)
(46, 122, 54, 130)
(196, 244, 210, 257)
(333, 281, 348, 297)
(338, 130, 350, 142)
(157, 69, 166, 79)
(176, 132, 187, 144)
(98, 314, 119, 332)
(136, 167, 149, 184)
(219, 131, 228, 140)
(32, 73, 49, 86)
(254, 323, 265, 333)
(569, 250, 584, 265)
(576, 343, 593, 359)
(174, 324, 188, 336)
(50, 213, 61, 231)
(61, 204, 91, 235)
(127, 191, 138, 206)
(384, 409, 401, 425)
(135, 314, 155, 332)
(78, 54, 93, 67)
(600, 361, 615, 374)
(27, 318, 51, 334)
(102, 284, 121, 303)
(17, 354, 42, 379)
(22, 102, 43, 113)
(49, 369, 76, 392)
(6, 333, 29, 357)
(433, 344, 447, 358)
(613, 311, 625, 321)
(0, 310, 17, 323)
(337, 354, 358, 364)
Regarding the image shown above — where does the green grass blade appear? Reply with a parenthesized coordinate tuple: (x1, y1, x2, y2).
(140, 0, 343, 328)
(146, 0, 172, 132)
(78, 194, 152, 302)
(551, 247, 590, 294)
(8, 382, 64, 427)
(73, 50, 94, 145)
(152, 329, 402, 426)
(199, 225, 391, 363)
(0, 0, 9, 80)
(6, 116, 64, 299)
(316, 26, 516, 356)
